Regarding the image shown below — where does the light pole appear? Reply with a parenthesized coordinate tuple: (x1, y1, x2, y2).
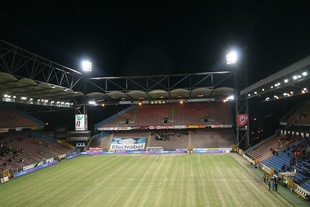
(226, 51, 240, 146)
(226, 49, 250, 149)
(80, 60, 92, 131)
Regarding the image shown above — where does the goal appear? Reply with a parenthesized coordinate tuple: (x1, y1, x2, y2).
(146, 147, 164, 154)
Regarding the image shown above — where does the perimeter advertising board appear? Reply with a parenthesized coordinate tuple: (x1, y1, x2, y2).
(110, 138, 147, 151)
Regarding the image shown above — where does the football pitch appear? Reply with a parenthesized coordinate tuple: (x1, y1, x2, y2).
(0, 153, 296, 207)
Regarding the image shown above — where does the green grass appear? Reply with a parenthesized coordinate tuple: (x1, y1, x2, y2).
(0, 154, 294, 207)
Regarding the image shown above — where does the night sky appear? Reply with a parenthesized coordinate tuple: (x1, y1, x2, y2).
(1, 2, 310, 131)
(2, 3, 310, 83)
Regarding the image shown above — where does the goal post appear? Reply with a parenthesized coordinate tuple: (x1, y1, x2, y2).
(146, 147, 163, 154)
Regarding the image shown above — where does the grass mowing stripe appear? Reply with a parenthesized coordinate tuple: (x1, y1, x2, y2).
(116, 155, 154, 206)
(210, 155, 228, 207)
(132, 156, 161, 206)
(219, 156, 244, 206)
(152, 155, 172, 207)
(93, 155, 141, 206)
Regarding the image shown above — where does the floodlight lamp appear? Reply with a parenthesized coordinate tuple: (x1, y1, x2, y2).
(82, 60, 92, 72)
(223, 95, 234, 102)
(226, 51, 237, 65)
(227, 95, 234, 100)
(88, 100, 96, 105)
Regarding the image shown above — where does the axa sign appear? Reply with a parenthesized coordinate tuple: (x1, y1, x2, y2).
(75, 142, 86, 148)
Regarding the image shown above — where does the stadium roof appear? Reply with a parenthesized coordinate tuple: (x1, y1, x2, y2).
(86, 72, 235, 105)
(240, 55, 310, 102)
(1, 38, 309, 110)
(0, 72, 84, 107)
(0, 39, 236, 111)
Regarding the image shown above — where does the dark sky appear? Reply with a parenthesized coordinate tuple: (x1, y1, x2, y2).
(1, 2, 310, 85)
(1, 2, 310, 130)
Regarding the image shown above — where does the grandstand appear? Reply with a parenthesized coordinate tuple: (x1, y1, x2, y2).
(0, 131, 73, 170)
(85, 101, 235, 155)
(0, 107, 44, 130)
(244, 107, 310, 199)
(89, 101, 234, 152)
(95, 102, 233, 128)
(281, 101, 310, 126)
(0, 107, 75, 174)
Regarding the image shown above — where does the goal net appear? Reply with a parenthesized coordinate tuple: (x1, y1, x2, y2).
(146, 147, 163, 154)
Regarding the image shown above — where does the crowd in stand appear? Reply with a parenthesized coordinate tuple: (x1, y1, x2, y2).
(0, 132, 73, 176)
(275, 134, 310, 179)
(152, 130, 189, 141)
(0, 135, 25, 169)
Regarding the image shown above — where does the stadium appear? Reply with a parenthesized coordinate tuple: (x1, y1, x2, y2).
(0, 39, 310, 206)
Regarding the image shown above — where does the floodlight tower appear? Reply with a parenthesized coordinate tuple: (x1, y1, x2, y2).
(79, 60, 92, 131)
(226, 51, 239, 144)
(226, 50, 250, 149)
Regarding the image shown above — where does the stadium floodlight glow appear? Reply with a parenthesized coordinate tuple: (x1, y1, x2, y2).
(223, 95, 234, 102)
(302, 88, 308, 93)
(227, 95, 234, 100)
(226, 51, 237, 65)
(88, 100, 97, 106)
(82, 60, 92, 72)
